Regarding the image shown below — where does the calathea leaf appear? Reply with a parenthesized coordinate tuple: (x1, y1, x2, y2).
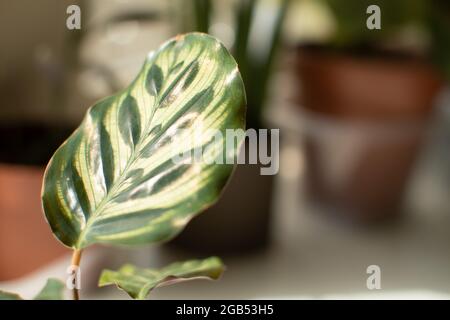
(0, 278, 65, 300)
(99, 257, 224, 299)
(42, 33, 246, 249)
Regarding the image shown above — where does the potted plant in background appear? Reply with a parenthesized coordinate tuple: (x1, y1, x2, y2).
(168, 0, 291, 254)
(0, 0, 175, 282)
(290, 0, 450, 223)
(0, 0, 89, 280)
(0, 32, 246, 300)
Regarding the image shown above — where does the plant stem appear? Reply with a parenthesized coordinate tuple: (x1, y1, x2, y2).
(71, 249, 83, 300)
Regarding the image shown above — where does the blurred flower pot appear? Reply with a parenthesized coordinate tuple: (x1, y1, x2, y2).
(297, 109, 430, 222)
(0, 123, 73, 280)
(169, 138, 275, 255)
(294, 47, 443, 223)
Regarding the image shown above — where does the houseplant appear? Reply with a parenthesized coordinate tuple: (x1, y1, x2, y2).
(0, 32, 246, 300)
(293, 0, 449, 222)
(169, 0, 291, 254)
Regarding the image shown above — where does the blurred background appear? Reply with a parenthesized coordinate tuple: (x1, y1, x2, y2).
(1, 0, 450, 299)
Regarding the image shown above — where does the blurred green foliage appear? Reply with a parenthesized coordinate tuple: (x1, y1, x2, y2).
(428, 0, 450, 80)
(181, 0, 291, 129)
(320, 0, 450, 79)
(324, 0, 428, 47)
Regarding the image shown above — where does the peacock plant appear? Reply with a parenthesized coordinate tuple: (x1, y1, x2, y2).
(0, 32, 246, 300)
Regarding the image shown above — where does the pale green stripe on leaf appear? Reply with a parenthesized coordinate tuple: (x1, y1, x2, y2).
(41, 33, 246, 249)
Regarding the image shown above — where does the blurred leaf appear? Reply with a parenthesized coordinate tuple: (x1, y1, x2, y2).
(0, 278, 64, 300)
(107, 11, 161, 25)
(429, 0, 450, 80)
(0, 290, 23, 300)
(33, 279, 65, 300)
(247, 0, 290, 128)
(233, 0, 256, 125)
(42, 33, 246, 249)
(233, 0, 256, 75)
(99, 257, 225, 299)
(323, 0, 428, 47)
(193, 0, 212, 33)
(179, 0, 290, 128)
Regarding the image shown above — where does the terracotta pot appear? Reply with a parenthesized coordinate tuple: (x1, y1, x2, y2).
(297, 109, 428, 222)
(0, 164, 67, 280)
(295, 47, 444, 222)
(296, 48, 443, 121)
(0, 123, 74, 280)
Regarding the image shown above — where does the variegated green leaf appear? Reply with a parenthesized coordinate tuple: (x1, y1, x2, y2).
(42, 33, 246, 249)
(0, 278, 64, 300)
(99, 257, 224, 299)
